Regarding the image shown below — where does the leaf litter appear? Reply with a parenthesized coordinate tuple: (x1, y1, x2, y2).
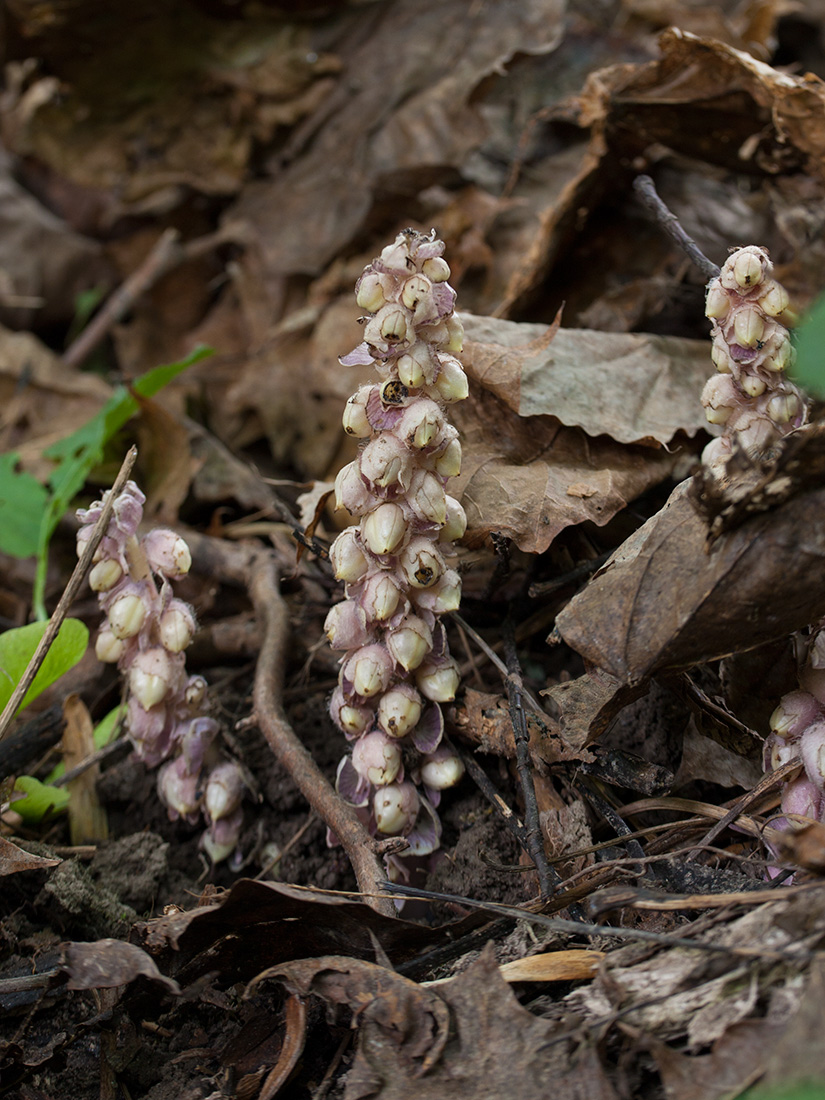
(5, 4, 825, 1099)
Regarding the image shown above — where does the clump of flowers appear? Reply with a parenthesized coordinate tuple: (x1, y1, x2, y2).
(701, 245, 807, 478)
(77, 481, 245, 863)
(326, 229, 467, 860)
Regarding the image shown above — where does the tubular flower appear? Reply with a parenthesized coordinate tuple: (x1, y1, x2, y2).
(701, 246, 807, 480)
(77, 480, 244, 862)
(328, 230, 467, 857)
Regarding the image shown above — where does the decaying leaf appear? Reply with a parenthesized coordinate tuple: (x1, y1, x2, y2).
(61, 693, 108, 846)
(556, 480, 825, 685)
(0, 835, 61, 876)
(63, 939, 180, 996)
(463, 314, 711, 445)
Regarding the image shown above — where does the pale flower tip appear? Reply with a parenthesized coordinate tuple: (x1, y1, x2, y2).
(377, 684, 423, 739)
(416, 658, 460, 703)
(95, 629, 125, 664)
(373, 781, 420, 835)
(361, 502, 407, 556)
(352, 730, 402, 786)
(129, 647, 177, 709)
(732, 306, 765, 349)
(422, 256, 451, 282)
(704, 283, 729, 321)
(330, 529, 369, 583)
(159, 601, 196, 653)
(731, 247, 768, 289)
(143, 528, 192, 577)
(89, 559, 123, 592)
(108, 592, 148, 640)
(421, 747, 465, 790)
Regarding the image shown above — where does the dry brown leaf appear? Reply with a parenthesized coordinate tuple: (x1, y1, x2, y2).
(648, 1019, 781, 1100)
(63, 939, 180, 996)
(0, 835, 61, 876)
(0, 325, 111, 469)
(555, 480, 825, 685)
(228, 0, 566, 279)
(463, 314, 711, 445)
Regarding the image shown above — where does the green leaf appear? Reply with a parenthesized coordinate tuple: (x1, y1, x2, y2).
(791, 294, 825, 396)
(0, 453, 50, 557)
(0, 618, 89, 716)
(13, 775, 70, 823)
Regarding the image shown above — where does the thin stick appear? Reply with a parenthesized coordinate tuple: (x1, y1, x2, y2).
(0, 447, 138, 743)
(249, 551, 396, 918)
(503, 618, 553, 898)
(61, 224, 246, 371)
(633, 175, 720, 281)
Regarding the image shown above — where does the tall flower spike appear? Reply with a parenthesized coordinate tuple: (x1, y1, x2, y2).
(701, 246, 807, 481)
(328, 230, 467, 858)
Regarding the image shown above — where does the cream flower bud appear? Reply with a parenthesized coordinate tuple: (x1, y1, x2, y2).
(344, 644, 394, 698)
(159, 600, 196, 653)
(158, 758, 201, 819)
(142, 528, 192, 577)
(378, 682, 422, 738)
(416, 657, 461, 702)
(330, 528, 370, 583)
(89, 559, 123, 592)
(770, 691, 821, 739)
(129, 647, 177, 709)
(397, 344, 436, 388)
(444, 314, 464, 353)
(352, 730, 402, 786)
(387, 615, 433, 671)
(360, 572, 402, 622)
(329, 685, 374, 736)
(406, 468, 447, 526)
(335, 461, 375, 516)
(394, 399, 444, 449)
(355, 271, 387, 313)
(439, 496, 467, 542)
(704, 283, 730, 320)
(342, 388, 373, 437)
(108, 591, 148, 639)
(764, 335, 794, 372)
(361, 503, 407, 556)
(400, 538, 445, 589)
(701, 375, 739, 426)
(732, 306, 765, 348)
(710, 338, 734, 374)
(433, 355, 469, 403)
(729, 247, 768, 290)
(420, 745, 465, 790)
(414, 568, 461, 613)
(374, 781, 419, 835)
(324, 599, 371, 650)
(767, 392, 800, 424)
(401, 274, 433, 312)
(422, 256, 450, 282)
(95, 628, 125, 663)
(185, 675, 207, 709)
(758, 280, 790, 317)
(365, 306, 413, 350)
(359, 434, 410, 489)
(204, 761, 244, 822)
(740, 374, 767, 397)
(434, 437, 462, 477)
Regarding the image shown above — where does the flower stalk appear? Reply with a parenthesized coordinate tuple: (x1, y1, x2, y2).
(77, 481, 245, 863)
(327, 229, 467, 859)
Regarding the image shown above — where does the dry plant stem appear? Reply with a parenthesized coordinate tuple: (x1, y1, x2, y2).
(633, 175, 721, 281)
(0, 446, 138, 743)
(458, 746, 529, 848)
(249, 552, 396, 917)
(503, 619, 553, 898)
(62, 224, 247, 370)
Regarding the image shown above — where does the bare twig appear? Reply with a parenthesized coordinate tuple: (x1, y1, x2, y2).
(0, 446, 138, 743)
(248, 550, 396, 918)
(61, 224, 247, 371)
(633, 175, 720, 281)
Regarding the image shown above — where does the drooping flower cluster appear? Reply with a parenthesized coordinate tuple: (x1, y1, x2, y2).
(701, 245, 807, 478)
(327, 229, 467, 859)
(77, 482, 244, 862)
(763, 627, 825, 858)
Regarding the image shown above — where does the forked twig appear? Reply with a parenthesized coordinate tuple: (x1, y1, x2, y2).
(248, 551, 396, 917)
(0, 446, 138, 743)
